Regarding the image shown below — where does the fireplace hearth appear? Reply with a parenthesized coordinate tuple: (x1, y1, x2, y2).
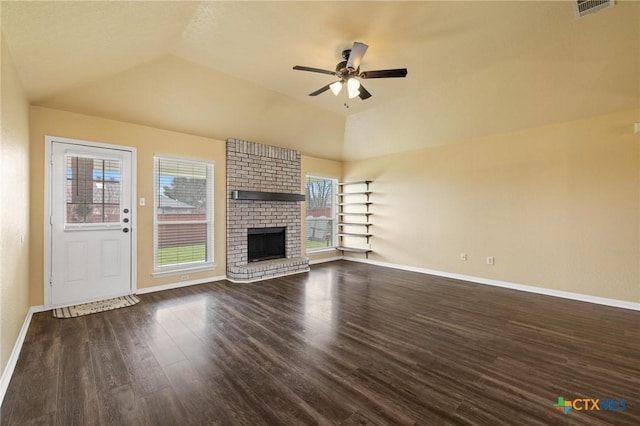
(248, 227, 285, 262)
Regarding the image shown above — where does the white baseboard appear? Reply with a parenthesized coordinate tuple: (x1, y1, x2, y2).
(343, 257, 640, 311)
(309, 255, 344, 265)
(30, 305, 48, 313)
(136, 275, 227, 295)
(0, 305, 44, 406)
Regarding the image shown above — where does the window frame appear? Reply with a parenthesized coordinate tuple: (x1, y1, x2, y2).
(305, 174, 338, 253)
(63, 152, 123, 230)
(153, 155, 214, 274)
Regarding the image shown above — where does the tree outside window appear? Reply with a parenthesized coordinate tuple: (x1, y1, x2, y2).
(305, 176, 336, 251)
(154, 157, 214, 271)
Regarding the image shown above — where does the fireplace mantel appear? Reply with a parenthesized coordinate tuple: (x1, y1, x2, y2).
(230, 190, 305, 202)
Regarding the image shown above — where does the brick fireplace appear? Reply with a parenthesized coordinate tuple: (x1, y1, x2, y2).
(226, 139, 309, 282)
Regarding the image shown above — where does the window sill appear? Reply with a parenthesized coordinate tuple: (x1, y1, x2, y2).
(153, 263, 216, 278)
(306, 247, 338, 255)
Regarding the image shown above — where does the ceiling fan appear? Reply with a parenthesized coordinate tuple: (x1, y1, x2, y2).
(293, 41, 408, 101)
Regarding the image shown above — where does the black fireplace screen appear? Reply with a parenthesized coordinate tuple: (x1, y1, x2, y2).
(247, 227, 285, 262)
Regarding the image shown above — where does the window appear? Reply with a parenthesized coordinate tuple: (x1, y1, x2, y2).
(65, 155, 121, 225)
(305, 175, 337, 252)
(154, 156, 213, 272)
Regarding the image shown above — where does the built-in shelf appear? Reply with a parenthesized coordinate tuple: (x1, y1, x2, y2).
(338, 222, 371, 227)
(338, 180, 372, 186)
(338, 191, 371, 196)
(338, 233, 372, 238)
(338, 202, 372, 206)
(336, 246, 372, 254)
(336, 180, 373, 258)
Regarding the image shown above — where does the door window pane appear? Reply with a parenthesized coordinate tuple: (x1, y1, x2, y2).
(65, 155, 121, 224)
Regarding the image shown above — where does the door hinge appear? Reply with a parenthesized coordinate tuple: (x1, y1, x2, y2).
(49, 215, 53, 225)
(49, 277, 53, 287)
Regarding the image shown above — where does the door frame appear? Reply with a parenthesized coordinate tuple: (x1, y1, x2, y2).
(43, 135, 138, 309)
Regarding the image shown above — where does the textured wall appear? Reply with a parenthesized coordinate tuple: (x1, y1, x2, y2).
(0, 36, 31, 377)
(343, 109, 640, 304)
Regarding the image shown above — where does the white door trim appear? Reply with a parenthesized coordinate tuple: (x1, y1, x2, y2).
(43, 136, 137, 309)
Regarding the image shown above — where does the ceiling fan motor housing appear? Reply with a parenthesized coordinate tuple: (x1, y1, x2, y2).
(336, 60, 360, 79)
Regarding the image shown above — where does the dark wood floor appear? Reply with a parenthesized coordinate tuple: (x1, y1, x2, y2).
(1, 261, 638, 425)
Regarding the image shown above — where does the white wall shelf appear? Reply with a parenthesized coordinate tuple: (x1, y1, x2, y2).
(336, 181, 372, 258)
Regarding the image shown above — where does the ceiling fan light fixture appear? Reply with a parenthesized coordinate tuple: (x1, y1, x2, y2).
(329, 81, 343, 96)
(347, 78, 361, 99)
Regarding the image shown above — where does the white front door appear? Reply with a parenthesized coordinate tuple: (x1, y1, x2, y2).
(50, 140, 133, 307)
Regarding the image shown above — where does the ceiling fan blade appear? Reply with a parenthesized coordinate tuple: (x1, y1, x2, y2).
(358, 84, 372, 100)
(293, 65, 336, 76)
(346, 42, 368, 70)
(309, 84, 331, 96)
(360, 68, 408, 79)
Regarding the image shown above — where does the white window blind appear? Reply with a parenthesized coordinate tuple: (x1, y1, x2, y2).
(154, 156, 213, 272)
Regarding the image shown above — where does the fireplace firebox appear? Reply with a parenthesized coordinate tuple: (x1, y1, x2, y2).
(247, 227, 286, 263)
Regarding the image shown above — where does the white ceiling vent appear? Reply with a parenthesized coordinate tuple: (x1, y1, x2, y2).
(575, 0, 615, 18)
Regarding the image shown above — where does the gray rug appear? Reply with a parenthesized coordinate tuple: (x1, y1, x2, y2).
(52, 295, 140, 318)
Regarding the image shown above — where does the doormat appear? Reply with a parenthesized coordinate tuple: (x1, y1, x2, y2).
(52, 295, 140, 318)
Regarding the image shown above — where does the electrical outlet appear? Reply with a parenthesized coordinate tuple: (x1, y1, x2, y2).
(180, 275, 189, 281)
(486, 256, 494, 265)
(460, 252, 467, 261)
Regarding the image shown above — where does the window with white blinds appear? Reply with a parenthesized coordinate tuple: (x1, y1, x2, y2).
(154, 156, 213, 272)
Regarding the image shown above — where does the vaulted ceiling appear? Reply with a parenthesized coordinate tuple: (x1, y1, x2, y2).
(2, 1, 638, 160)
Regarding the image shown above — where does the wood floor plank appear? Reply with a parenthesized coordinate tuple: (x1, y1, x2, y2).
(55, 327, 100, 426)
(139, 387, 189, 426)
(85, 314, 130, 392)
(95, 384, 143, 426)
(1, 261, 638, 425)
(162, 359, 230, 425)
(106, 306, 172, 398)
(0, 314, 61, 425)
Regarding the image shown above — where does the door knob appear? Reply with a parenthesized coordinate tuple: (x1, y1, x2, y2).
(123, 228, 129, 233)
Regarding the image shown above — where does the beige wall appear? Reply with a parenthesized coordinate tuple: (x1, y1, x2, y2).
(301, 155, 343, 262)
(1, 36, 31, 374)
(344, 108, 640, 303)
(29, 106, 227, 306)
